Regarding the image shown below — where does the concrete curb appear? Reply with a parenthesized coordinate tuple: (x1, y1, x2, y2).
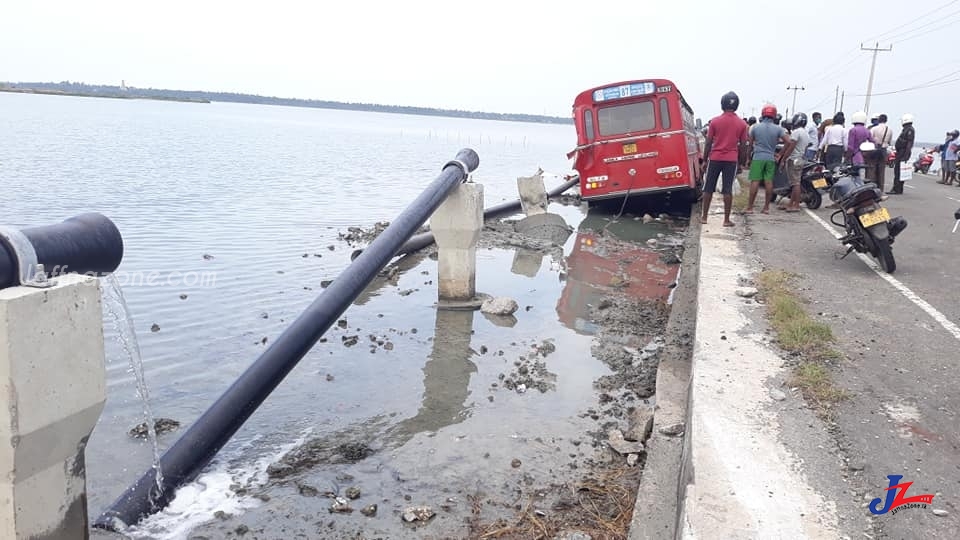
(674, 201, 841, 538)
(628, 212, 701, 540)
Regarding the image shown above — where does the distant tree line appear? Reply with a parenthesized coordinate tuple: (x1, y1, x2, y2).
(1, 81, 573, 125)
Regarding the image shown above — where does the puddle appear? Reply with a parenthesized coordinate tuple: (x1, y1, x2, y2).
(122, 202, 687, 539)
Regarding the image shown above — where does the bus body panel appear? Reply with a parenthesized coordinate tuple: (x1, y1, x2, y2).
(570, 79, 702, 201)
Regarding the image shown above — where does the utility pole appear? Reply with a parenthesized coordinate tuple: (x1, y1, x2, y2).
(787, 85, 805, 116)
(833, 86, 839, 114)
(840, 91, 845, 112)
(861, 42, 892, 115)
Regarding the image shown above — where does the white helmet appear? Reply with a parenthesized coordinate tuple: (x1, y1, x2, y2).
(901, 113, 914, 125)
(851, 111, 868, 125)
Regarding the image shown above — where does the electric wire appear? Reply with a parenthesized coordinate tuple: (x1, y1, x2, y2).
(860, 0, 958, 43)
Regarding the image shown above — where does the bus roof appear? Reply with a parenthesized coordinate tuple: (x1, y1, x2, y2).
(574, 79, 693, 114)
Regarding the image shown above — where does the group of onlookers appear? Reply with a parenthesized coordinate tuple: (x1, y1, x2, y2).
(933, 130, 959, 185)
(697, 90, 918, 226)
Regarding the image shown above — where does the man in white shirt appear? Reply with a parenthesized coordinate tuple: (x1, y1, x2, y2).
(866, 114, 893, 192)
(806, 112, 820, 160)
(819, 112, 847, 170)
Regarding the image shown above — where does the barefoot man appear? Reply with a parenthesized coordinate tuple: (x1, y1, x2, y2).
(701, 91, 748, 227)
(747, 104, 795, 213)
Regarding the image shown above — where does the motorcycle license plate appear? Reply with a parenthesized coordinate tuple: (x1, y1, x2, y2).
(812, 178, 828, 189)
(859, 207, 890, 227)
(622, 143, 637, 154)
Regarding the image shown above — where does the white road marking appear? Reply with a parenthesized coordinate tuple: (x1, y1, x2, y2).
(803, 208, 960, 342)
(905, 184, 916, 189)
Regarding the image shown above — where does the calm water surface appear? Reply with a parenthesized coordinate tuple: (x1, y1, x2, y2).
(1, 93, 675, 538)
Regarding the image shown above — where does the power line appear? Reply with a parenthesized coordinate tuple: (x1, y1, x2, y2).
(861, 0, 958, 42)
(890, 15, 960, 45)
(849, 72, 960, 97)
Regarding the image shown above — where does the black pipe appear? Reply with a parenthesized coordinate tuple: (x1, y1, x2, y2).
(0, 213, 124, 289)
(351, 176, 579, 260)
(94, 148, 480, 531)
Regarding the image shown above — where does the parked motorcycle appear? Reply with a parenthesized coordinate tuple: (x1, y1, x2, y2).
(828, 143, 907, 273)
(913, 150, 935, 174)
(772, 161, 830, 209)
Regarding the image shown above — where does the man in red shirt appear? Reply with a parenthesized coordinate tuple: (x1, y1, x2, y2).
(701, 91, 748, 226)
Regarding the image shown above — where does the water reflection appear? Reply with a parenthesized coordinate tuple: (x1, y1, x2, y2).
(556, 210, 681, 335)
(384, 308, 477, 447)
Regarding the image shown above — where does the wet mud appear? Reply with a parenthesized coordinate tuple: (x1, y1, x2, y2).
(178, 201, 691, 540)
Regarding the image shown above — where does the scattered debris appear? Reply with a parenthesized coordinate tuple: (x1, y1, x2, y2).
(325, 374, 334, 382)
(259, 312, 269, 319)
(481, 297, 519, 316)
(202, 254, 214, 260)
(179, 294, 188, 300)
(402, 506, 435, 523)
(607, 429, 645, 455)
(342, 335, 359, 347)
(735, 287, 759, 298)
(642, 214, 655, 224)
(345, 487, 361, 500)
(770, 389, 787, 401)
(321, 280, 333, 288)
(329, 497, 352, 513)
(625, 406, 654, 443)
(361, 504, 377, 517)
(150, 323, 160, 332)
(627, 454, 640, 466)
(128, 418, 180, 438)
(658, 422, 686, 437)
(932, 508, 949, 517)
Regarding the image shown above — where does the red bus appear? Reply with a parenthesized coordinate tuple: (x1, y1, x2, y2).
(568, 79, 703, 204)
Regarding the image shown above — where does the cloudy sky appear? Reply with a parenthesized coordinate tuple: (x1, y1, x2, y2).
(3, 0, 956, 141)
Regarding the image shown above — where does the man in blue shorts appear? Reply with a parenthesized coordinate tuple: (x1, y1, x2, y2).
(700, 91, 748, 226)
(747, 104, 795, 213)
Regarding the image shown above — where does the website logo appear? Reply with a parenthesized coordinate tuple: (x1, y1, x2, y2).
(869, 475, 935, 515)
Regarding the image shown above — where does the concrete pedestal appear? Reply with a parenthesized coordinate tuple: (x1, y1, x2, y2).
(431, 183, 484, 301)
(0, 274, 106, 539)
(517, 174, 548, 216)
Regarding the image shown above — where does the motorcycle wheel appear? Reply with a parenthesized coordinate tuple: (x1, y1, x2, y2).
(806, 190, 822, 210)
(875, 236, 896, 273)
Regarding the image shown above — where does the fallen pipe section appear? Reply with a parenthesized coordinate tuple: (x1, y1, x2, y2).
(350, 175, 579, 260)
(0, 213, 124, 289)
(94, 148, 480, 531)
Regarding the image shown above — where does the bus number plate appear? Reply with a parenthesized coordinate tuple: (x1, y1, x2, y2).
(622, 143, 637, 154)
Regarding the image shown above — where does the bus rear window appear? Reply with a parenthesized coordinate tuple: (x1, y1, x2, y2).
(659, 98, 672, 130)
(597, 101, 655, 136)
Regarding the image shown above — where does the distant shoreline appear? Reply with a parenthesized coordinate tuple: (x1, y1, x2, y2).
(0, 86, 209, 104)
(0, 82, 572, 125)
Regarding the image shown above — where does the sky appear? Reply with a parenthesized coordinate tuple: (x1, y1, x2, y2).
(3, 0, 957, 143)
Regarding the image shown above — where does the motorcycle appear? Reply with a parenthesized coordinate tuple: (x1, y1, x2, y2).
(913, 150, 935, 174)
(772, 161, 830, 209)
(828, 143, 908, 273)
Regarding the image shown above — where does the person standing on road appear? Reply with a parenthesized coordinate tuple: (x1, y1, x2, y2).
(865, 114, 893, 191)
(820, 112, 847, 170)
(846, 111, 875, 180)
(747, 104, 795, 214)
(806, 112, 820, 160)
(937, 130, 959, 185)
(700, 91, 748, 227)
(783, 113, 811, 212)
(887, 113, 916, 195)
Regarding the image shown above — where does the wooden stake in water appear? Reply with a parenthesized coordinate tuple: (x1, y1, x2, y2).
(103, 274, 165, 499)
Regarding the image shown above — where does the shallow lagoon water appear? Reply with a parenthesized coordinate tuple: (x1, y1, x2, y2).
(1, 92, 682, 538)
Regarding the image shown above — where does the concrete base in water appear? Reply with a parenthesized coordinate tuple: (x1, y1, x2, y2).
(431, 182, 483, 301)
(0, 274, 106, 539)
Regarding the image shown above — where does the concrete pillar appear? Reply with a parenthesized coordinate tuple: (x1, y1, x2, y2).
(431, 183, 484, 301)
(0, 274, 106, 539)
(517, 174, 548, 216)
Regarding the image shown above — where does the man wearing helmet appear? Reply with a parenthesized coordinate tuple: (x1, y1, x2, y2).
(782, 113, 811, 211)
(700, 91, 749, 226)
(888, 114, 916, 195)
(747, 104, 795, 214)
(846, 111, 875, 180)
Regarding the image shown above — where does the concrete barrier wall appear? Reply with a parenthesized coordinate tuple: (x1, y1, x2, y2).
(0, 274, 106, 539)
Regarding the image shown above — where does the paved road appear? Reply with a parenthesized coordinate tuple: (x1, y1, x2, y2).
(743, 171, 960, 539)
